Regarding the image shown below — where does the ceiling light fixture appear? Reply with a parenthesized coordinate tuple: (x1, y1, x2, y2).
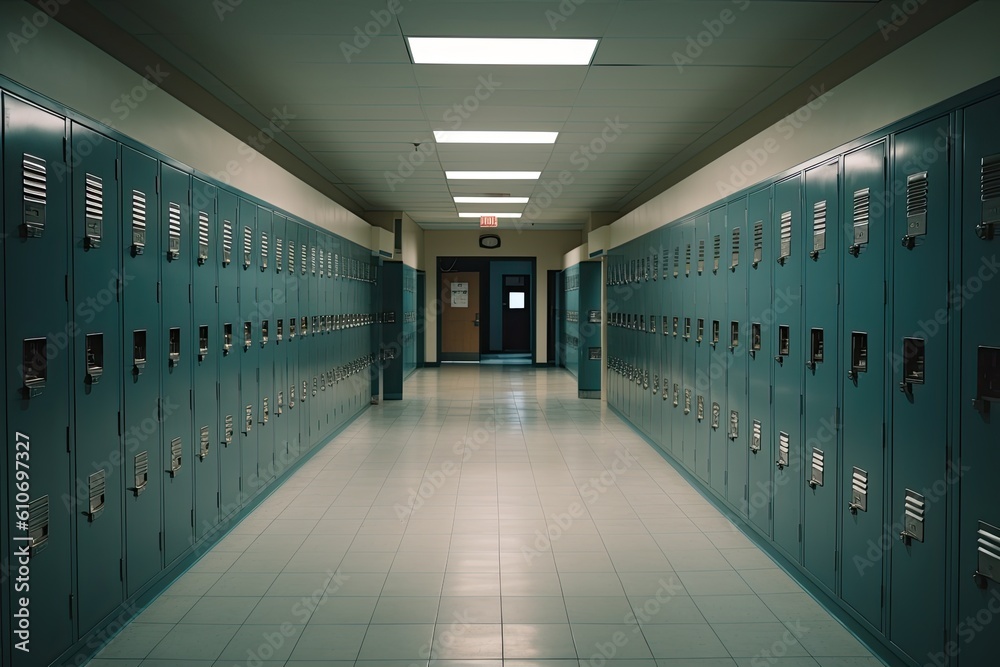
(434, 131, 558, 144)
(454, 196, 530, 204)
(458, 212, 522, 218)
(446, 171, 541, 180)
(408, 37, 598, 66)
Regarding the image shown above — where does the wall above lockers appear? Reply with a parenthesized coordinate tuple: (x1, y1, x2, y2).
(0, 1, 373, 246)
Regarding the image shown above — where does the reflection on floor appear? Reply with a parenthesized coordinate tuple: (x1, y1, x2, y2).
(87, 365, 884, 667)
(479, 353, 533, 365)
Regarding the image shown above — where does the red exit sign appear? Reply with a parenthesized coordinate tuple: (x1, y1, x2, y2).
(479, 215, 498, 228)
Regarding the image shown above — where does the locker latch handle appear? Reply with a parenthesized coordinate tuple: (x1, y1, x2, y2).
(848, 244, 862, 257)
(976, 221, 995, 241)
(805, 360, 816, 371)
(774, 355, 784, 365)
(901, 235, 916, 249)
(807, 479, 819, 489)
(899, 380, 912, 395)
(809, 249, 820, 260)
(899, 530, 916, 545)
(847, 369, 857, 382)
(848, 502, 863, 515)
(775, 460, 786, 470)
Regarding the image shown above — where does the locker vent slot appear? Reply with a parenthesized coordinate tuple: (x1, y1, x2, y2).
(809, 328, 824, 367)
(133, 329, 147, 372)
(133, 451, 149, 496)
(132, 190, 147, 254)
(713, 235, 721, 272)
(244, 322, 252, 349)
(167, 437, 182, 476)
(673, 384, 679, 407)
(22, 337, 47, 397)
(260, 232, 269, 270)
(650, 313, 656, 333)
(903, 489, 925, 543)
(850, 467, 868, 512)
(288, 240, 295, 273)
(224, 415, 234, 444)
(662, 249, 669, 279)
(243, 226, 253, 268)
(853, 188, 870, 247)
(751, 323, 762, 352)
(276, 237, 283, 272)
(779, 211, 792, 262)
(751, 419, 761, 453)
(850, 332, 868, 377)
(973, 346, 1000, 415)
(261, 320, 269, 346)
(731, 227, 740, 269)
(653, 252, 658, 280)
(902, 337, 926, 385)
(319, 248, 325, 277)
(976, 521, 1000, 584)
(905, 172, 929, 238)
(85, 174, 104, 248)
(167, 202, 182, 259)
(277, 318, 284, 342)
(812, 201, 827, 254)
(86, 470, 106, 521)
(244, 405, 253, 434)
(684, 389, 692, 415)
(311, 246, 317, 274)
(673, 247, 680, 277)
(277, 391, 284, 414)
(197, 211, 210, 264)
(198, 325, 209, 360)
(810, 448, 825, 487)
(222, 220, 233, 266)
(301, 316, 309, 336)
(753, 221, 764, 265)
(168, 327, 181, 365)
(27, 495, 49, 555)
(335, 253, 340, 277)
(778, 325, 790, 357)
(663, 316, 670, 336)
(729, 410, 739, 440)
(22, 154, 47, 237)
(981, 155, 1000, 236)
(711, 402, 720, 429)
(698, 240, 705, 274)
(777, 431, 790, 468)
(85, 333, 104, 384)
(223, 323, 233, 353)
(199, 425, 210, 460)
(683, 317, 691, 340)
(302, 380, 308, 402)
(730, 321, 739, 349)
(685, 244, 692, 276)
(696, 318, 704, 343)
(289, 318, 296, 339)
(712, 320, 720, 346)
(301, 245, 307, 274)
(696, 395, 705, 421)
(262, 397, 270, 424)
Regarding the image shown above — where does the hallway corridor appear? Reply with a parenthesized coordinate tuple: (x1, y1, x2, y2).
(87, 366, 882, 667)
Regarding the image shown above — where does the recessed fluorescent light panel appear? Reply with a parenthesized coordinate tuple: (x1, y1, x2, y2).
(454, 196, 530, 204)
(446, 171, 541, 180)
(458, 212, 522, 218)
(408, 37, 598, 65)
(434, 131, 558, 144)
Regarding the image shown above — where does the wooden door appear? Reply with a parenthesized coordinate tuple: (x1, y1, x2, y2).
(441, 272, 480, 360)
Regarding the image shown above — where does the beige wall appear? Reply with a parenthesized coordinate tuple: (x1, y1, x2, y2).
(0, 1, 371, 246)
(423, 229, 584, 364)
(401, 213, 425, 271)
(609, 1, 1000, 247)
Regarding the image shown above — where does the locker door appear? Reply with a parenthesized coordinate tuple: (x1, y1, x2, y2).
(840, 141, 887, 629)
(297, 223, 311, 449)
(726, 197, 750, 512)
(330, 236, 342, 431)
(649, 238, 663, 449)
(694, 213, 712, 483)
(957, 93, 1000, 667)
(771, 174, 804, 560)
(159, 163, 193, 566)
(70, 123, 124, 634)
(285, 222, 301, 460)
(746, 186, 773, 534)
(120, 146, 162, 596)
(3, 96, 73, 665)
(192, 178, 219, 539)
(669, 230, 684, 456)
(802, 161, 840, 592)
(256, 206, 275, 483)
(237, 198, 260, 495)
(271, 213, 288, 466)
(217, 189, 241, 515)
(658, 235, 671, 453)
(308, 229, 322, 440)
(643, 246, 655, 436)
(889, 117, 951, 661)
(682, 221, 697, 471)
(708, 205, 729, 497)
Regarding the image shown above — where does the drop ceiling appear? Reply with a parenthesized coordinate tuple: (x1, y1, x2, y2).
(54, 0, 971, 230)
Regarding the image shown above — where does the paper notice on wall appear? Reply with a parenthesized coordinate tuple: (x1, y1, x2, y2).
(451, 282, 469, 308)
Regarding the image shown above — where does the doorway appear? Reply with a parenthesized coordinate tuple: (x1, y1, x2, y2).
(440, 271, 480, 362)
(501, 274, 531, 352)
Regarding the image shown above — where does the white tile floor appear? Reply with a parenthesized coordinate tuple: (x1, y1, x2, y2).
(86, 366, 885, 667)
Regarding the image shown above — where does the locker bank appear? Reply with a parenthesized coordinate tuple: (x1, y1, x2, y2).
(1, 1, 999, 666)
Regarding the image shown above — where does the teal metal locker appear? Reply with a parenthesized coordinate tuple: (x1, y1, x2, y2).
(284, 220, 300, 460)
(3, 96, 73, 666)
(159, 163, 194, 567)
(658, 234, 671, 457)
(70, 123, 124, 634)
(694, 213, 711, 483)
(840, 140, 888, 630)
(957, 92, 1000, 667)
(270, 212, 289, 465)
(237, 198, 260, 496)
(648, 238, 664, 444)
(708, 205, 729, 497)
(726, 197, 750, 512)
(746, 186, 773, 533)
(382, 261, 405, 399)
(297, 223, 311, 450)
(578, 261, 602, 397)
(255, 206, 275, 484)
(889, 117, 951, 662)
(681, 221, 697, 472)
(192, 177, 220, 540)
(802, 160, 841, 592)
(771, 174, 804, 561)
(669, 229, 684, 456)
(120, 146, 162, 596)
(217, 189, 242, 515)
